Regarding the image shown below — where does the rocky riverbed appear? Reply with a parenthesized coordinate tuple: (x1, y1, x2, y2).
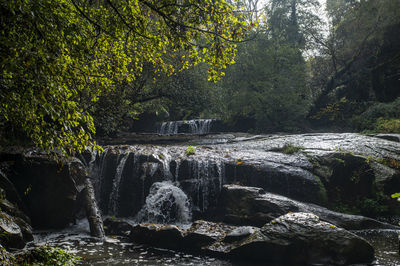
(1, 132, 399, 264)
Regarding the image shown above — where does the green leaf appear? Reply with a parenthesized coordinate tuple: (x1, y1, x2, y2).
(391, 193, 400, 199)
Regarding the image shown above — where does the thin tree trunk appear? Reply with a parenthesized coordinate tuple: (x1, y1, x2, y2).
(83, 177, 105, 239)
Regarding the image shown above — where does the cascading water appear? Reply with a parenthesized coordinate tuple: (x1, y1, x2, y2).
(108, 152, 130, 215)
(135, 181, 192, 224)
(91, 146, 226, 220)
(158, 119, 214, 135)
(185, 159, 225, 213)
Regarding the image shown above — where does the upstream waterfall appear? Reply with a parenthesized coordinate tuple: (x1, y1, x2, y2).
(158, 119, 214, 135)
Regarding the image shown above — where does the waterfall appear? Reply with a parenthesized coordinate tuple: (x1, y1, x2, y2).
(91, 146, 226, 221)
(154, 148, 173, 180)
(185, 159, 225, 212)
(108, 152, 130, 215)
(158, 119, 214, 135)
(135, 181, 192, 224)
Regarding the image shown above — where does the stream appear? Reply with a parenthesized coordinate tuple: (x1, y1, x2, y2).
(7, 121, 400, 265)
(28, 219, 399, 265)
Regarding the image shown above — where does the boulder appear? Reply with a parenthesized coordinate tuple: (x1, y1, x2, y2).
(0, 171, 33, 249)
(2, 151, 87, 229)
(129, 224, 184, 250)
(227, 212, 375, 265)
(0, 197, 30, 226)
(311, 153, 376, 205)
(216, 184, 398, 230)
(0, 170, 26, 213)
(370, 161, 400, 196)
(103, 217, 134, 236)
(0, 211, 26, 249)
(183, 220, 236, 249)
(0, 198, 33, 243)
(126, 215, 374, 265)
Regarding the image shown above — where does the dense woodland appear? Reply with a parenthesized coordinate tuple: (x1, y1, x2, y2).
(1, 0, 400, 153)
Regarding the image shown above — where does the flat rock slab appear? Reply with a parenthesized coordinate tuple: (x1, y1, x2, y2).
(99, 133, 400, 217)
(216, 184, 398, 230)
(126, 213, 375, 265)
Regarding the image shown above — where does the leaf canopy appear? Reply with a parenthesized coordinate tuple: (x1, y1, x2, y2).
(0, 0, 250, 154)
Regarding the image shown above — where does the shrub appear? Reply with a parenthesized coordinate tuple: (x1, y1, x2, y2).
(374, 118, 400, 133)
(359, 198, 388, 217)
(0, 245, 14, 265)
(281, 144, 304, 155)
(185, 146, 196, 156)
(352, 97, 400, 132)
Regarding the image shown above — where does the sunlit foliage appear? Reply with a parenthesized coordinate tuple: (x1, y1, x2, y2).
(0, 0, 251, 154)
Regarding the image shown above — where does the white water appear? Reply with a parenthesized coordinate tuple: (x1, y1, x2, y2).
(135, 181, 192, 224)
(108, 152, 130, 215)
(159, 119, 214, 135)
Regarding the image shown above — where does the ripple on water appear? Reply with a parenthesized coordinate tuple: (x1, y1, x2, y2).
(29, 220, 399, 265)
(29, 220, 232, 265)
(354, 229, 400, 265)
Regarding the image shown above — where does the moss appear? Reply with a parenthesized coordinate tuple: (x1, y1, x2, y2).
(273, 144, 304, 155)
(331, 202, 361, 215)
(333, 158, 345, 165)
(15, 246, 81, 265)
(0, 245, 15, 265)
(366, 156, 400, 170)
(331, 192, 390, 217)
(359, 197, 389, 217)
(314, 175, 328, 205)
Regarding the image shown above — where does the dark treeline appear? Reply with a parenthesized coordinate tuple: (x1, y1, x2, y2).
(96, 0, 400, 135)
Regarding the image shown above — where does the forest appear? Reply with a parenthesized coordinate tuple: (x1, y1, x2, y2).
(1, 0, 399, 153)
(0, 0, 400, 265)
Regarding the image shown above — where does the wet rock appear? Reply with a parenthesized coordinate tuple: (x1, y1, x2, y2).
(224, 160, 325, 205)
(183, 220, 236, 249)
(372, 134, 400, 142)
(0, 170, 26, 213)
(93, 133, 400, 218)
(223, 226, 258, 243)
(2, 152, 86, 229)
(227, 212, 375, 265)
(0, 211, 26, 249)
(103, 217, 133, 236)
(370, 161, 400, 195)
(311, 153, 376, 204)
(0, 194, 30, 225)
(126, 216, 374, 265)
(216, 184, 397, 230)
(129, 224, 184, 250)
(0, 170, 33, 249)
(0, 197, 33, 243)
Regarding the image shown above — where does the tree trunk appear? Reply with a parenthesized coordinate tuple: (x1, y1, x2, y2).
(83, 177, 105, 239)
